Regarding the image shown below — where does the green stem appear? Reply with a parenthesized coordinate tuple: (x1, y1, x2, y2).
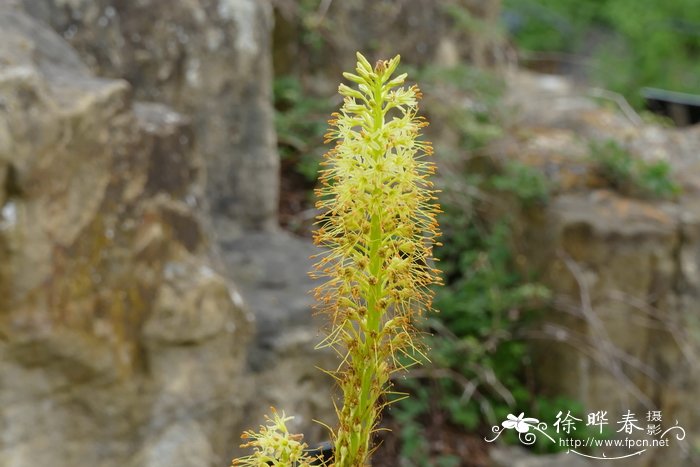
(336, 78, 387, 467)
(361, 210, 384, 452)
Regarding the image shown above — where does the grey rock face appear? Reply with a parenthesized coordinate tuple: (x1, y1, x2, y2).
(22, 0, 279, 233)
(221, 230, 336, 447)
(18, 0, 341, 449)
(0, 9, 250, 466)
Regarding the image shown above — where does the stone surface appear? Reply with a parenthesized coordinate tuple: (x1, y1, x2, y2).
(221, 230, 336, 446)
(0, 9, 250, 466)
(18, 0, 340, 448)
(21, 0, 279, 233)
(488, 70, 700, 466)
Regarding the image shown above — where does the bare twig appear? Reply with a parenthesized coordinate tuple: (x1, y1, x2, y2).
(545, 250, 657, 408)
(588, 87, 643, 127)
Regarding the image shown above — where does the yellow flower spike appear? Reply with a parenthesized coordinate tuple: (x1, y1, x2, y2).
(232, 408, 318, 467)
(314, 53, 441, 466)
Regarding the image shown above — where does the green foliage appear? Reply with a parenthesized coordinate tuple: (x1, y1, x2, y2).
(273, 76, 333, 182)
(431, 213, 549, 418)
(590, 140, 680, 199)
(441, 2, 505, 45)
(412, 65, 504, 102)
(600, 0, 700, 105)
(391, 162, 565, 464)
(530, 397, 612, 452)
(298, 0, 326, 52)
(503, 0, 602, 51)
(392, 382, 435, 466)
(490, 161, 551, 205)
(505, 0, 700, 106)
(407, 64, 504, 151)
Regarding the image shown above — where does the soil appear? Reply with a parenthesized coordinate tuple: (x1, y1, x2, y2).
(278, 156, 317, 236)
(372, 416, 492, 467)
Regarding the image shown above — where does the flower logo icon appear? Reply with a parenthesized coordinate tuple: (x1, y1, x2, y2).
(502, 413, 540, 433)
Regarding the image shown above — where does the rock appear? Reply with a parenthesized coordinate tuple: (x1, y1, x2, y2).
(130, 421, 217, 467)
(17, 0, 339, 445)
(489, 70, 700, 466)
(0, 9, 250, 467)
(21, 0, 279, 233)
(221, 230, 336, 446)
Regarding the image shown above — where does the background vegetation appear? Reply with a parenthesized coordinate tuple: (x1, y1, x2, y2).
(504, 0, 700, 106)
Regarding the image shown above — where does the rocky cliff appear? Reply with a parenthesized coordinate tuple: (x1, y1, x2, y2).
(11, 0, 344, 457)
(20, 0, 279, 234)
(0, 9, 250, 466)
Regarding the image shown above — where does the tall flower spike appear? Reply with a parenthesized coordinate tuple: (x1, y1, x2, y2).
(314, 52, 441, 466)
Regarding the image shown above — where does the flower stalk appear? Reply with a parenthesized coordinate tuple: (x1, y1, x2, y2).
(313, 53, 441, 466)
